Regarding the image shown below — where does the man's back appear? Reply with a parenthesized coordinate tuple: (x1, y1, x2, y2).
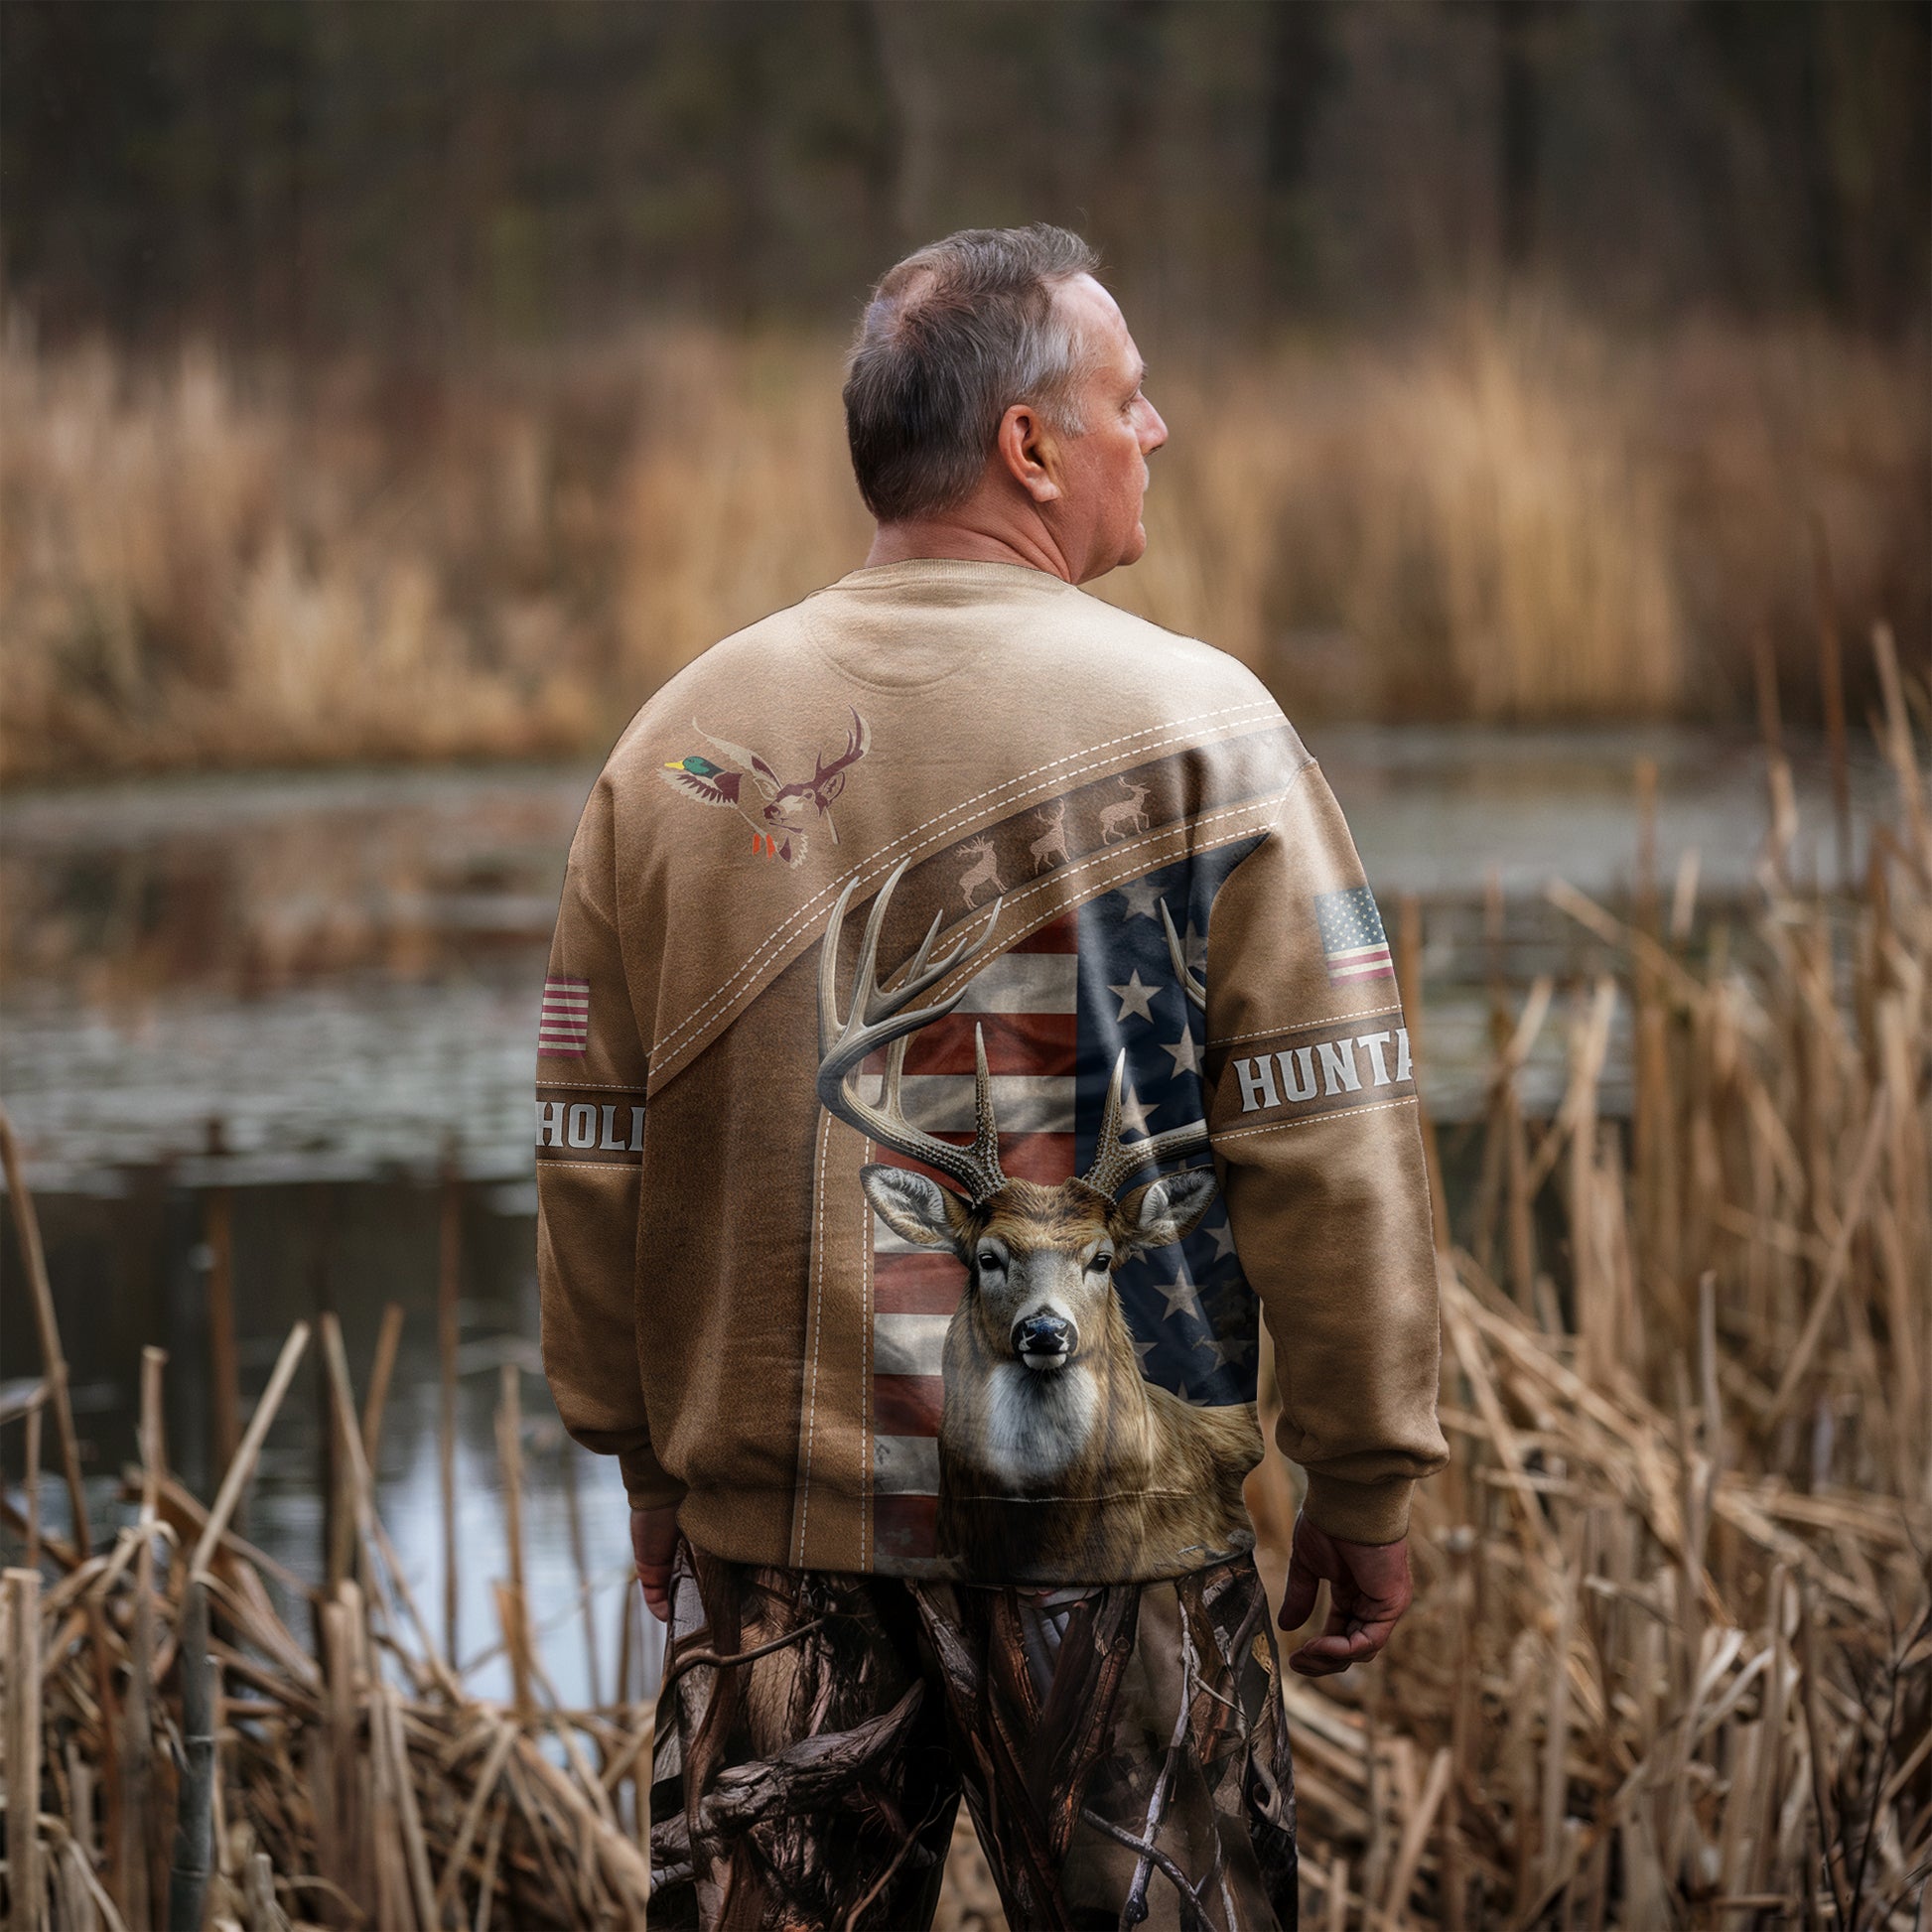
(541, 222, 1446, 1927)
(538, 557, 1443, 1584)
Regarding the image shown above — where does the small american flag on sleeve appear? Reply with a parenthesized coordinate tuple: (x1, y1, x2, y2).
(538, 976, 591, 1056)
(1314, 887, 1395, 986)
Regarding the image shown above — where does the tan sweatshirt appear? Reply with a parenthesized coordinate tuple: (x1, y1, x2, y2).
(537, 559, 1447, 1583)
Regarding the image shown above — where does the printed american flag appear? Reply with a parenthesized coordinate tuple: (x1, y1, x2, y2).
(1314, 886, 1395, 987)
(866, 841, 1264, 1567)
(537, 975, 591, 1056)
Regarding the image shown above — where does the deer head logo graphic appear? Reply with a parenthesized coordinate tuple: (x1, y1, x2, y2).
(815, 860, 1259, 1577)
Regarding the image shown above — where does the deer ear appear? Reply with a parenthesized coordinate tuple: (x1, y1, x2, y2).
(861, 1166, 971, 1250)
(1116, 1169, 1220, 1253)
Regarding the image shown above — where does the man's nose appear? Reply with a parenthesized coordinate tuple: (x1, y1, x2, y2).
(1141, 400, 1169, 452)
(1013, 1312, 1072, 1357)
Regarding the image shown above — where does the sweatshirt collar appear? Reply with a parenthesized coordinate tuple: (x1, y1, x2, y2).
(827, 557, 1080, 595)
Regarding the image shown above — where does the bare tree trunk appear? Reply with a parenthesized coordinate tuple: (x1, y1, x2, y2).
(871, 0, 943, 246)
(1496, 0, 1542, 272)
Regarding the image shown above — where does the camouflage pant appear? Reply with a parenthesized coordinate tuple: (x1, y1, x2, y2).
(649, 1536, 1298, 1931)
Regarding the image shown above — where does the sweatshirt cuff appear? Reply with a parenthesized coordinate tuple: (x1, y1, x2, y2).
(619, 1446, 687, 1514)
(1301, 1471, 1414, 1546)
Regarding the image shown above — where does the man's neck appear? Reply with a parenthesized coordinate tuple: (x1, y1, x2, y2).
(863, 514, 1076, 583)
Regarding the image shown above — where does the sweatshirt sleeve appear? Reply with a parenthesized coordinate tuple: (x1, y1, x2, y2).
(1203, 760, 1448, 1545)
(536, 774, 684, 1512)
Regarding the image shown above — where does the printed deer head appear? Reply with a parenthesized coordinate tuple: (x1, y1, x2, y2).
(818, 861, 1217, 1378)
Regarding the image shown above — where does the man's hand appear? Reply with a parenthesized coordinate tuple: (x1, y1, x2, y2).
(630, 1504, 680, 1623)
(1278, 1516, 1413, 1677)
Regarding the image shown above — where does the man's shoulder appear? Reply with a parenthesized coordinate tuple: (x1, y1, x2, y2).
(602, 604, 815, 777)
(598, 575, 1290, 800)
(1060, 591, 1277, 708)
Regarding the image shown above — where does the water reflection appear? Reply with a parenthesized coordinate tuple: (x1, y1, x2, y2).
(3, 1172, 659, 1708)
(0, 726, 1882, 1699)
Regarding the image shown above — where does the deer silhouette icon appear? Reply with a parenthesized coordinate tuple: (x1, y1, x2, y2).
(1098, 777, 1151, 844)
(1029, 799, 1070, 876)
(956, 836, 1005, 909)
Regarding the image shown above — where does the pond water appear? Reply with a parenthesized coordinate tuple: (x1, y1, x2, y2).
(0, 725, 1884, 1703)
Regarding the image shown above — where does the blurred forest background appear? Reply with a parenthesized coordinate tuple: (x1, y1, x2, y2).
(4, 12, 1931, 1927)
(2, 0, 1926, 779)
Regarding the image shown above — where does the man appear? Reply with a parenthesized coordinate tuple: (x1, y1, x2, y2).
(539, 225, 1446, 1930)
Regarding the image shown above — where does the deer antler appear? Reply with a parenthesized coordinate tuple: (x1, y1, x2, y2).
(1082, 1053, 1211, 1198)
(817, 856, 1009, 1202)
(1082, 898, 1211, 1197)
(1159, 898, 1206, 1011)
(812, 707, 870, 788)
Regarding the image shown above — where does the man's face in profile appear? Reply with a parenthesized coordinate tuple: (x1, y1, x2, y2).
(1048, 274, 1169, 582)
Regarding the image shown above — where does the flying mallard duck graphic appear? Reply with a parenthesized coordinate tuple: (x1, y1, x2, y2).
(660, 708, 872, 868)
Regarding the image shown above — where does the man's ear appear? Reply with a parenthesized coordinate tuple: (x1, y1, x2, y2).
(996, 402, 1061, 503)
(1116, 1169, 1219, 1254)
(861, 1166, 971, 1251)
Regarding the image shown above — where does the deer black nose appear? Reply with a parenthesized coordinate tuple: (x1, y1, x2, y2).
(1013, 1314, 1071, 1360)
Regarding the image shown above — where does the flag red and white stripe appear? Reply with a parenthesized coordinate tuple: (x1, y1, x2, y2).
(1325, 940, 1395, 983)
(1314, 886, 1397, 987)
(868, 908, 1078, 1565)
(538, 976, 591, 1056)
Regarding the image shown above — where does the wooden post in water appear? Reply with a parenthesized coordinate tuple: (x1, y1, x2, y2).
(1871, 621, 1928, 860)
(4, 1566, 43, 1932)
(1631, 759, 1680, 1297)
(1751, 623, 1798, 883)
(496, 1362, 531, 1717)
(560, 1432, 603, 1710)
(438, 1139, 463, 1666)
(121, 1347, 167, 1930)
(1501, 1077, 1534, 1312)
(309, 1184, 345, 1591)
(0, 1105, 90, 1559)
(617, 1562, 634, 1708)
(204, 1118, 241, 1485)
(22, 1394, 42, 1573)
(1471, 871, 1509, 1280)
(167, 1581, 214, 1932)
(1396, 895, 1450, 1253)
(360, 1303, 404, 1469)
(1807, 511, 1853, 886)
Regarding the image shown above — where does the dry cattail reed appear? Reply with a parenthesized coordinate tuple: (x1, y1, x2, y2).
(4, 314, 1923, 780)
(0, 632, 1926, 1927)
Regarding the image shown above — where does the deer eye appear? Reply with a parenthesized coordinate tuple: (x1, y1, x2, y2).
(1085, 1251, 1113, 1274)
(977, 1251, 1003, 1273)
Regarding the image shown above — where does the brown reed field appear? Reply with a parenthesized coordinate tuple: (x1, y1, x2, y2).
(2, 308, 1924, 782)
(1, 624, 1927, 1928)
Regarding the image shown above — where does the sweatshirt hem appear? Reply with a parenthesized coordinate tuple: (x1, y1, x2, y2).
(673, 1485, 1262, 1585)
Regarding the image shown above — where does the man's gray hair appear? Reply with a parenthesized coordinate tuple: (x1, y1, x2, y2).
(843, 224, 1101, 523)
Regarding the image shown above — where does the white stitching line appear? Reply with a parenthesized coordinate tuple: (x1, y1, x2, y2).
(533, 1078, 649, 1092)
(648, 699, 1283, 1065)
(530, 1159, 646, 1171)
(649, 699, 1281, 1064)
(1212, 1093, 1419, 1144)
(795, 1112, 830, 1565)
(1207, 1000, 1407, 1047)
